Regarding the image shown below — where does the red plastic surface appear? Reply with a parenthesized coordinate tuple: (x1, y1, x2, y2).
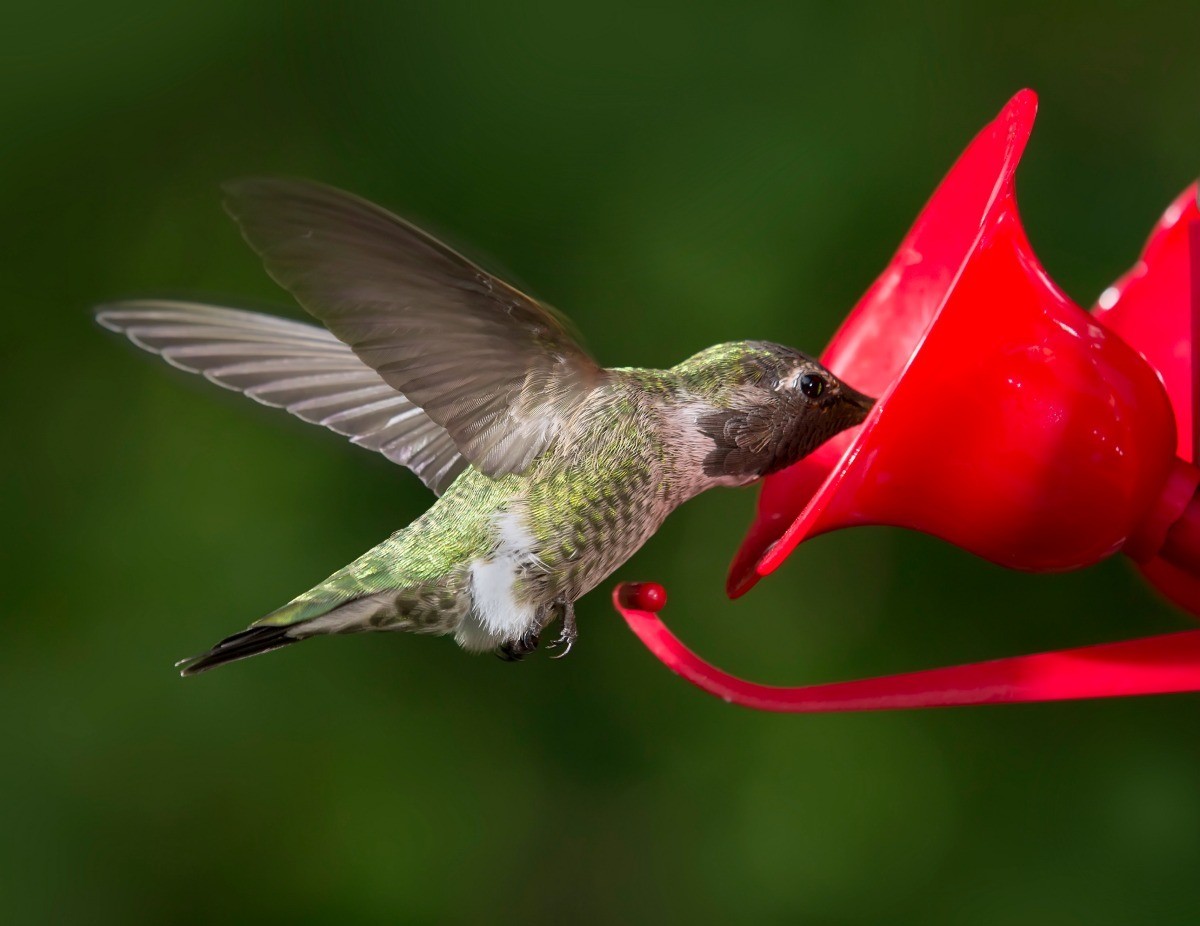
(617, 581, 668, 613)
(617, 94, 1200, 713)
(1094, 184, 1199, 459)
(616, 584, 1200, 711)
(1093, 187, 1200, 612)
(729, 89, 1179, 598)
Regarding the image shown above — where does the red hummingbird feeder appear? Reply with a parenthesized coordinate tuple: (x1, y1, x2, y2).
(615, 90, 1200, 710)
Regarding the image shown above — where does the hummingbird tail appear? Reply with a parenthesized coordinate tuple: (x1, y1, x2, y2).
(174, 589, 389, 676)
(175, 625, 301, 677)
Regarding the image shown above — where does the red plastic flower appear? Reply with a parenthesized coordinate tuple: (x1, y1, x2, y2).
(615, 91, 1200, 711)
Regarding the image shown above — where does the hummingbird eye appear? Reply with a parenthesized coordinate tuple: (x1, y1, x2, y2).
(798, 372, 826, 399)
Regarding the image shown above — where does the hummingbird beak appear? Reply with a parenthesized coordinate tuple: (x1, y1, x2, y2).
(841, 382, 877, 424)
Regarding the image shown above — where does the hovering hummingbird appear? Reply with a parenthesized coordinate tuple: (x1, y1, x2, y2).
(98, 179, 874, 674)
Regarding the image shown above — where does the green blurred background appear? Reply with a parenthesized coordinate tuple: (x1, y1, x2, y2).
(5, 1, 1200, 923)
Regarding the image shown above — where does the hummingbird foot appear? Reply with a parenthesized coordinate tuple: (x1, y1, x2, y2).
(547, 600, 578, 660)
(498, 629, 540, 662)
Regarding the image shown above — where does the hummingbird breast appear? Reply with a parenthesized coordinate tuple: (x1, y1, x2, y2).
(512, 372, 694, 605)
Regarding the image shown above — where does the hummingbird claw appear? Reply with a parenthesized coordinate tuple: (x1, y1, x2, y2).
(547, 600, 577, 659)
(498, 629, 540, 662)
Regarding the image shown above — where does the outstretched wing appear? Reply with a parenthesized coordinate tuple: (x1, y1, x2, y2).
(222, 177, 606, 478)
(96, 301, 468, 494)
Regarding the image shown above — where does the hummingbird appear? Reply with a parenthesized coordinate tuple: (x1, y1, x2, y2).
(98, 178, 875, 674)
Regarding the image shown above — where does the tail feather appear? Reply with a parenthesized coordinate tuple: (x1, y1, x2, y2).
(176, 625, 301, 676)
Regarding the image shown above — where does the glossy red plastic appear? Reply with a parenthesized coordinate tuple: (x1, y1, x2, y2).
(615, 584, 1200, 711)
(617, 581, 668, 613)
(1093, 185, 1200, 612)
(1095, 184, 1199, 458)
(729, 90, 1182, 597)
(614, 94, 1200, 713)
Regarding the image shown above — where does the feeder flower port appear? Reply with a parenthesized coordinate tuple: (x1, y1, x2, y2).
(615, 90, 1200, 711)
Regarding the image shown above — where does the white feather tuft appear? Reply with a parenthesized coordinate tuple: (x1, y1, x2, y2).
(459, 510, 540, 651)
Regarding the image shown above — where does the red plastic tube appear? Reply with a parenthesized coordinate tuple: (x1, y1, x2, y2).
(615, 584, 1200, 711)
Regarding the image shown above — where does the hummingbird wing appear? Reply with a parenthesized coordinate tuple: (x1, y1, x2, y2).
(222, 177, 606, 478)
(96, 301, 468, 494)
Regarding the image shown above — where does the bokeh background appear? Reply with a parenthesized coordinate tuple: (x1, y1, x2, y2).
(5, 1, 1200, 923)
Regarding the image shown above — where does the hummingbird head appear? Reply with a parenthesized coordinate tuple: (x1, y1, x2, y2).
(672, 341, 876, 483)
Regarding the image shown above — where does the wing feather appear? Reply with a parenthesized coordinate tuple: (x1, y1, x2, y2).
(96, 301, 468, 493)
(222, 177, 605, 477)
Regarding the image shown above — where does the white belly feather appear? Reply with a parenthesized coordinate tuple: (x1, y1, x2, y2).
(458, 510, 541, 652)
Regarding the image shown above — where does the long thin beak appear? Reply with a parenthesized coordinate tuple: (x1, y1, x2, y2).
(842, 383, 877, 422)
